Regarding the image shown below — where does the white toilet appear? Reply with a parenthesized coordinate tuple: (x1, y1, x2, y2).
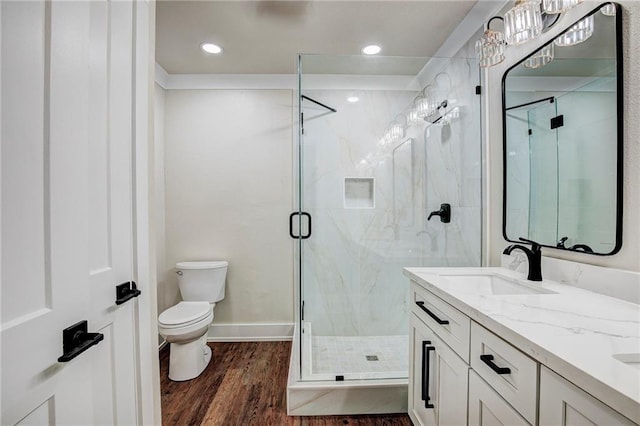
(158, 260, 228, 381)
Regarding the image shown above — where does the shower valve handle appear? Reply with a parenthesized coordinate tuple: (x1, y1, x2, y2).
(427, 203, 451, 223)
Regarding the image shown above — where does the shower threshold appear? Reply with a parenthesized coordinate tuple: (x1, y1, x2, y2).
(286, 323, 408, 416)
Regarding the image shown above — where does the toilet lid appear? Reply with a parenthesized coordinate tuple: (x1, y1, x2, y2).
(159, 302, 211, 326)
(176, 261, 228, 270)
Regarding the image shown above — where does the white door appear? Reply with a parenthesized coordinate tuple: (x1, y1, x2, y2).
(1, 1, 141, 424)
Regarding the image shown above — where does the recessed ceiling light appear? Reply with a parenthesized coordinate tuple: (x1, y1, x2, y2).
(347, 96, 360, 103)
(362, 45, 381, 55)
(200, 42, 223, 54)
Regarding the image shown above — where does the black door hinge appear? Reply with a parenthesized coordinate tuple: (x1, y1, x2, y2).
(475, 85, 481, 95)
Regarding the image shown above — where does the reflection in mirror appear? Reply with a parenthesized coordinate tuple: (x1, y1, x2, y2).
(502, 2, 621, 255)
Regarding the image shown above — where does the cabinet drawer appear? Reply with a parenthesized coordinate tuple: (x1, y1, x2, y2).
(411, 281, 470, 362)
(470, 322, 538, 425)
(468, 370, 530, 426)
(539, 367, 637, 426)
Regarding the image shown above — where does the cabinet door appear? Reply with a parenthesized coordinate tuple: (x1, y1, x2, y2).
(539, 367, 636, 426)
(468, 370, 531, 426)
(410, 314, 469, 426)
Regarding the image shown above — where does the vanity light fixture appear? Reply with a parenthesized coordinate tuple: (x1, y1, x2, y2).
(543, 0, 583, 14)
(414, 87, 433, 119)
(600, 3, 616, 15)
(523, 43, 554, 68)
(554, 15, 594, 46)
(379, 114, 406, 147)
(200, 42, 223, 54)
(476, 16, 506, 68)
(406, 107, 421, 126)
(362, 44, 381, 55)
(388, 115, 406, 143)
(504, 0, 543, 46)
(476, 0, 589, 68)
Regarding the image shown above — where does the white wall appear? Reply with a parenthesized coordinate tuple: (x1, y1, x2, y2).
(153, 83, 168, 324)
(485, 1, 640, 271)
(162, 90, 295, 327)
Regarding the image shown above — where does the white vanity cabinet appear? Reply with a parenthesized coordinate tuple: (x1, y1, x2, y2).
(539, 367, 637, 426)
(407, 275, 639, 426)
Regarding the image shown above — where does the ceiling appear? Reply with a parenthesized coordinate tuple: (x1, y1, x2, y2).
(155, 1, 478, 75)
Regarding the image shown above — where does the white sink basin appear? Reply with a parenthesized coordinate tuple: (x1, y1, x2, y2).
(613, 353, 640, 370)
(442, 273, 557, 295)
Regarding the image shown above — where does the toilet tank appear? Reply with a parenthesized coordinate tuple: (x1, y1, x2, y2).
(176, 261, 228, 302)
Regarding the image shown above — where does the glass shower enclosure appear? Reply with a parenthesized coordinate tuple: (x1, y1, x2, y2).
(293, 54, 482, 383)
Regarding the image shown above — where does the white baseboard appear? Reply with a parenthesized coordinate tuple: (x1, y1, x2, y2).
(207, 322, 294, 342)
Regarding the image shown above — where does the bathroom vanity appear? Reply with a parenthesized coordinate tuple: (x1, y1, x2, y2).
(405, 267, 640, 426)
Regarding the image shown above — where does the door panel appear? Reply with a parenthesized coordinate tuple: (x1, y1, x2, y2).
(0, 0, 50, 324)
(87, 1, 138, 424)
(468, 370, 530, 426)
(409, 314, 469, 426)
(539, 367, 635, 426)
(1, 1, 139, 424)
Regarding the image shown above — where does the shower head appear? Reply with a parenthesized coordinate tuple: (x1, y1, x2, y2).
(423, 100, 448, 124)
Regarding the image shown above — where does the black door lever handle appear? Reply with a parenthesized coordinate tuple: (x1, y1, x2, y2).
(115, 281, 141, 305)
(427, 203, 451, 223)
(58, 320, 104, 362)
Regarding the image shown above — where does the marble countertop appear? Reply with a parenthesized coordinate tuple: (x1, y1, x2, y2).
(404, 267, 640, 423)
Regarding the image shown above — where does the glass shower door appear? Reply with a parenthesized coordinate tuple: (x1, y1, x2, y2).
(527, 100, 559, 245)
(297, 54, 482, 382)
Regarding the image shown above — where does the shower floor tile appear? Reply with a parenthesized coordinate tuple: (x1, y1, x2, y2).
(311, 334, 408, 376)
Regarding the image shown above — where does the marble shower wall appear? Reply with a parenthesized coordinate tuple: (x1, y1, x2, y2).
(301, 58, 482, 337)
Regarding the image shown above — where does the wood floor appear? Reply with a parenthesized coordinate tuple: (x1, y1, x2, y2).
(160, 341, 412, 426)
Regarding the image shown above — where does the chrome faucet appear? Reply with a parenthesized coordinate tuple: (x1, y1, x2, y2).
(503, 238, 542, 281)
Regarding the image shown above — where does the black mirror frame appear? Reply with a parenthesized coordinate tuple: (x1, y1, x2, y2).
(501, 2, 623, 256)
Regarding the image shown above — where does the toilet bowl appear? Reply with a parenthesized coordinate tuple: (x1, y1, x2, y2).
(158, 261, 228, 381)
(159, 301, 214, 381)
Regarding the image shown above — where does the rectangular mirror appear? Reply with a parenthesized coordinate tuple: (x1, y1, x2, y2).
(502, 2, 622, 255)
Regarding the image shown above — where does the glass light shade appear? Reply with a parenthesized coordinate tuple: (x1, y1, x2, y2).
(504, 0, 543, 46)
(555, 15, 594, 47)
(543, 0, 582, 14)
(601, 4, 616, 16)
(414, 92, 432, 119)
(407, 107, 421, 126)
(523, 43, 554, 69)
(388, 122, 405, 143)
(476, 28, 506, 67)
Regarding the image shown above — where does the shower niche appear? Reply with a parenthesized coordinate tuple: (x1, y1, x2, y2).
(344, 177, 375, 209)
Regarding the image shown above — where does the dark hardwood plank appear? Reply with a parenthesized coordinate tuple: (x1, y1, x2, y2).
(160, 341, 411, 426)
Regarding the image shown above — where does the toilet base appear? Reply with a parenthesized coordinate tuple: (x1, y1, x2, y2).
(168, 334, 212, 381)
